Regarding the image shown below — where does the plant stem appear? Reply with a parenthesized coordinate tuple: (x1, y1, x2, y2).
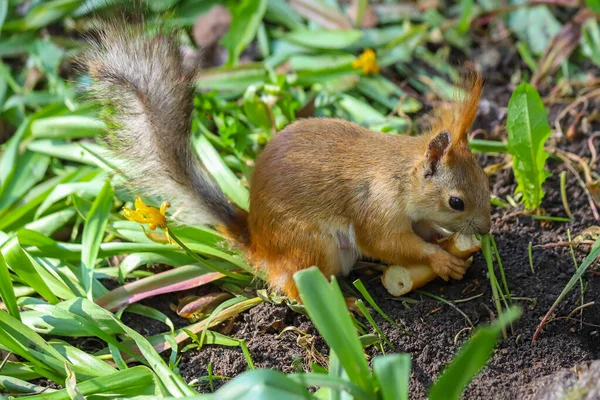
(168, 230, 251, 282)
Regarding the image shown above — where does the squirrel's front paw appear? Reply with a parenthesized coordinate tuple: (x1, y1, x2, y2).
(430, 249, 467, 281)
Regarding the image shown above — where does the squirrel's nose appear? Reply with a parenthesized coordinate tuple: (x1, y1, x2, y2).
(477, 220, 491, 235)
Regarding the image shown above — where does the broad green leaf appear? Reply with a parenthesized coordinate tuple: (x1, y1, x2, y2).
(581, 19, 600, 68)
(0, 362, 41, 381)
(0, 310, 67, 382)
(286, 0, 351, 29)
(507, 1, 561, 55)
(50, 340, 117, 379)
(265, 0, 305, 30)
(458, 0, 474, 34)
(0, 0, 7, 32)
(27, 140, 108, 167)
(30, 116, 106, 139)
(209, 369, 314, 399)
(0, 151, 50, 213)
(1, 237, 59, 304)
(80, 179, 113, 300)
(585, 0, 600, 12)
(294, 267, 375, 395)
(338, 94, 408, 133)
(429, 307, 522, 400)
(356, 75, 422, 113)
(0, 117, 30, 184)
(373, 354, 410, 400)
(24, 366, 161, 399)
(25, 208, 77, 236)
(36, 181, 104, 218)
(221, 0, 268, 66)
(0, 251, 19, 319)
(196, 63, 266, 92)
(506, 83, 552, 210)
(193, 134, 250, 210)
(283, 30, 363, 49)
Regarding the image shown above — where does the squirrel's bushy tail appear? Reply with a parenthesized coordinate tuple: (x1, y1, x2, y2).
(84, 23, 250, 246)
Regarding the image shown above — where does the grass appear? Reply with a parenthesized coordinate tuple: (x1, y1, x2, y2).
(0, 0, 599, 398)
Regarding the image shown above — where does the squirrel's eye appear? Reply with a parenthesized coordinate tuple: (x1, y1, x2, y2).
(449, 196, 465, 211)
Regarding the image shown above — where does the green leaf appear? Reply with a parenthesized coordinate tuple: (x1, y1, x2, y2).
(0, 151, 50, 213)
(458, 0, 474, 34)
(294, 267, 375, 395)
(221, 0, 268, 66)
(585, 0, 600, 13)
(506, 83, 552, 210)
(265, 0, 305, 30)
(0, 0, 7, 32)
(80, 179, 113, 300)
(196, 63, 266, 92)
(283, 30, 363, 49)
(30, 116, 106, 139)
(429, 307, 522, 400)
(193, 134, 250, 210)
(507, 1, 561, 56)
(1, 237, 60, 304)
(211, 369, 314, 399)
(24, 366, 161, 399)
(373, 354, 411, 400)
(0, 251, 19, 319)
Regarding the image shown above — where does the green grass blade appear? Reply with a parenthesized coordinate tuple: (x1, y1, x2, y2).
(372, 353, 411, 400)
(533, 236, 600, 341)
(288, 373, 371, 400)
(30, 115, 106, 139)
(1, 237, 59, 304)
(294, 267, 374, 394)
(0, 151, 50, 213)
(193, 133, 249, 210)
(429, 307, 522, 400)
(0, 310, 67, 382)
(80, 179, 113, 300)
(210, 368, 313, 399)
(220, 0, 268, 66)
(25, 366, 161, 399)
(0, 251, 19, 319)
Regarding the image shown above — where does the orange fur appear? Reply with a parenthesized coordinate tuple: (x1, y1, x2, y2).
(426, 65, 484, 149)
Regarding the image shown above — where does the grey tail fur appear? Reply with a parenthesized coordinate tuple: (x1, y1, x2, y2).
(84, 22, 246, 236)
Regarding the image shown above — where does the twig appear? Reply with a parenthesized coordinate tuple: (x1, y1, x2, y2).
(535, 240, 596, 248)
(560, 171, 573, 219)
(588, 132, 600, 168)
(566, 301, 594, 320)
(555, 150, 599, 220)
(528, 242, 535, 273)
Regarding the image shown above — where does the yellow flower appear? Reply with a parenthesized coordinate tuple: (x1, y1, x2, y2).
(123, 197, 169, 230)
(352, 49, 380, 75)
(123, 197, 178, 246)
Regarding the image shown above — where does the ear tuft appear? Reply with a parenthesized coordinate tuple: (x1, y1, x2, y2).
(425, 130, 450, 178)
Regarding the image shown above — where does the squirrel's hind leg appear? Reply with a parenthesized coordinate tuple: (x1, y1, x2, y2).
(251, 228, 344, 301)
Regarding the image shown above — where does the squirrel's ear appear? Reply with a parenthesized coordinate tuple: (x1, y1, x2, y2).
(424, 130, 451, 178)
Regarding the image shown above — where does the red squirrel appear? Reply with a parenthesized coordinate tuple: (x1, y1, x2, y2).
(85, 24, 491, 300)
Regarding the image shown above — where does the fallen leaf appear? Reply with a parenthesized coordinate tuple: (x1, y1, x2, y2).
(193, 5, 232, 49)
(346, 0, 378, 28)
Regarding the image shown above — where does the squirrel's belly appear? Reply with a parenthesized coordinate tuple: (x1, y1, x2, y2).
(333, 224, 361, 275)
